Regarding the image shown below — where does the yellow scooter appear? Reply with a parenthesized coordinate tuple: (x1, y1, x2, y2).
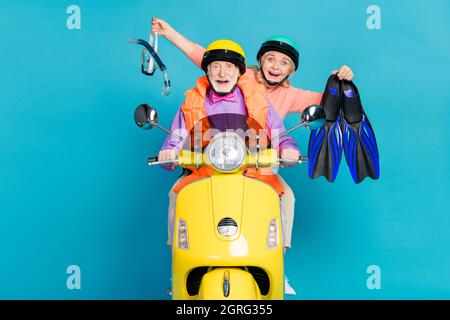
(134, 105, 325, 300)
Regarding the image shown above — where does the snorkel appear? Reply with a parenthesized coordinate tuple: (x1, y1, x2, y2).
(128, 36, 171, 96)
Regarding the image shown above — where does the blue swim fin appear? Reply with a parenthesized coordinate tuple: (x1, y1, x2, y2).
(341, 80, 380, 184)
(308, 75, 343, 182)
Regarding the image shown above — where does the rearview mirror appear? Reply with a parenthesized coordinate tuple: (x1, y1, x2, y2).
(274, 105, 326, 139)
(301, 104, 326, 130)
(133, 103, 184, 141)
(134, 103, 158, 130)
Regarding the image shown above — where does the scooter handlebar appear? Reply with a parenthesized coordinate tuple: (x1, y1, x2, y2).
(148, 156, 179, 166)
(147, 153, 307, 167)
(278, 156, 308, 164)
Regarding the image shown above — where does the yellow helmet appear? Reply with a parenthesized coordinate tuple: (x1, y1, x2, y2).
(201, 39, 246, 74)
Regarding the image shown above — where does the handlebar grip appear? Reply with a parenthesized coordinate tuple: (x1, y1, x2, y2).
(299, 156, 308, 162)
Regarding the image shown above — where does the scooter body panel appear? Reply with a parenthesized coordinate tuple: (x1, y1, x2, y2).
(172, 173, 284, 300)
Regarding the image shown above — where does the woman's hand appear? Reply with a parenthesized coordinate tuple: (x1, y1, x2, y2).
(152, 17, 176, 40)
(331, 65, 354, 81)
(151, 17, 195, 55)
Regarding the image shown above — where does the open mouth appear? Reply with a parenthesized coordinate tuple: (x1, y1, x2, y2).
(216, 80, 230, 86)
(267, 71, 281, 77)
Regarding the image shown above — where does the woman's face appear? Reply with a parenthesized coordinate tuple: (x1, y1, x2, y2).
(260, 51, 294, 84)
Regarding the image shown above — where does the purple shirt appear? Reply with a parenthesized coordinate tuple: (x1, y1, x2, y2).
(161, 87, 298, 156)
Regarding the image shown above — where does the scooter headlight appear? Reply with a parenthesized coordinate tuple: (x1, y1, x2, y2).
(218, 217, 238, 237)
(206, 132, 246, 172)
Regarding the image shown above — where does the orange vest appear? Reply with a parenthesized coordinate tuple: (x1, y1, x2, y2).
(173, 74, 285, 195)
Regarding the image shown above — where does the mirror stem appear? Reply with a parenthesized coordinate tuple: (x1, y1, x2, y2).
(272, 123, 306, 141)
(151, 122, 184, 141)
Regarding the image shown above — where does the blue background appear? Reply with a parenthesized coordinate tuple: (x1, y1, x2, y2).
(1, 0, 449, 299)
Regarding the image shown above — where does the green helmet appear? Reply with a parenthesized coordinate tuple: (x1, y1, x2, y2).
(256, 35, 300, 70)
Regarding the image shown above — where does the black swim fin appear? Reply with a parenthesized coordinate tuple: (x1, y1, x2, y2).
(308, 74, 343, 182)
(341, 80, 380, 184)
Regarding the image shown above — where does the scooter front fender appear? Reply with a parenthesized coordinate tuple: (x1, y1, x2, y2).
(198, 268, 261, 300)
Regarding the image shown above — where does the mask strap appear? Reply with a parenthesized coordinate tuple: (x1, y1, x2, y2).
(146, 31, 158, 74)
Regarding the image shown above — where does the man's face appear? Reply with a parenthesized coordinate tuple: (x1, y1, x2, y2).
(207, 61, 241, 94)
